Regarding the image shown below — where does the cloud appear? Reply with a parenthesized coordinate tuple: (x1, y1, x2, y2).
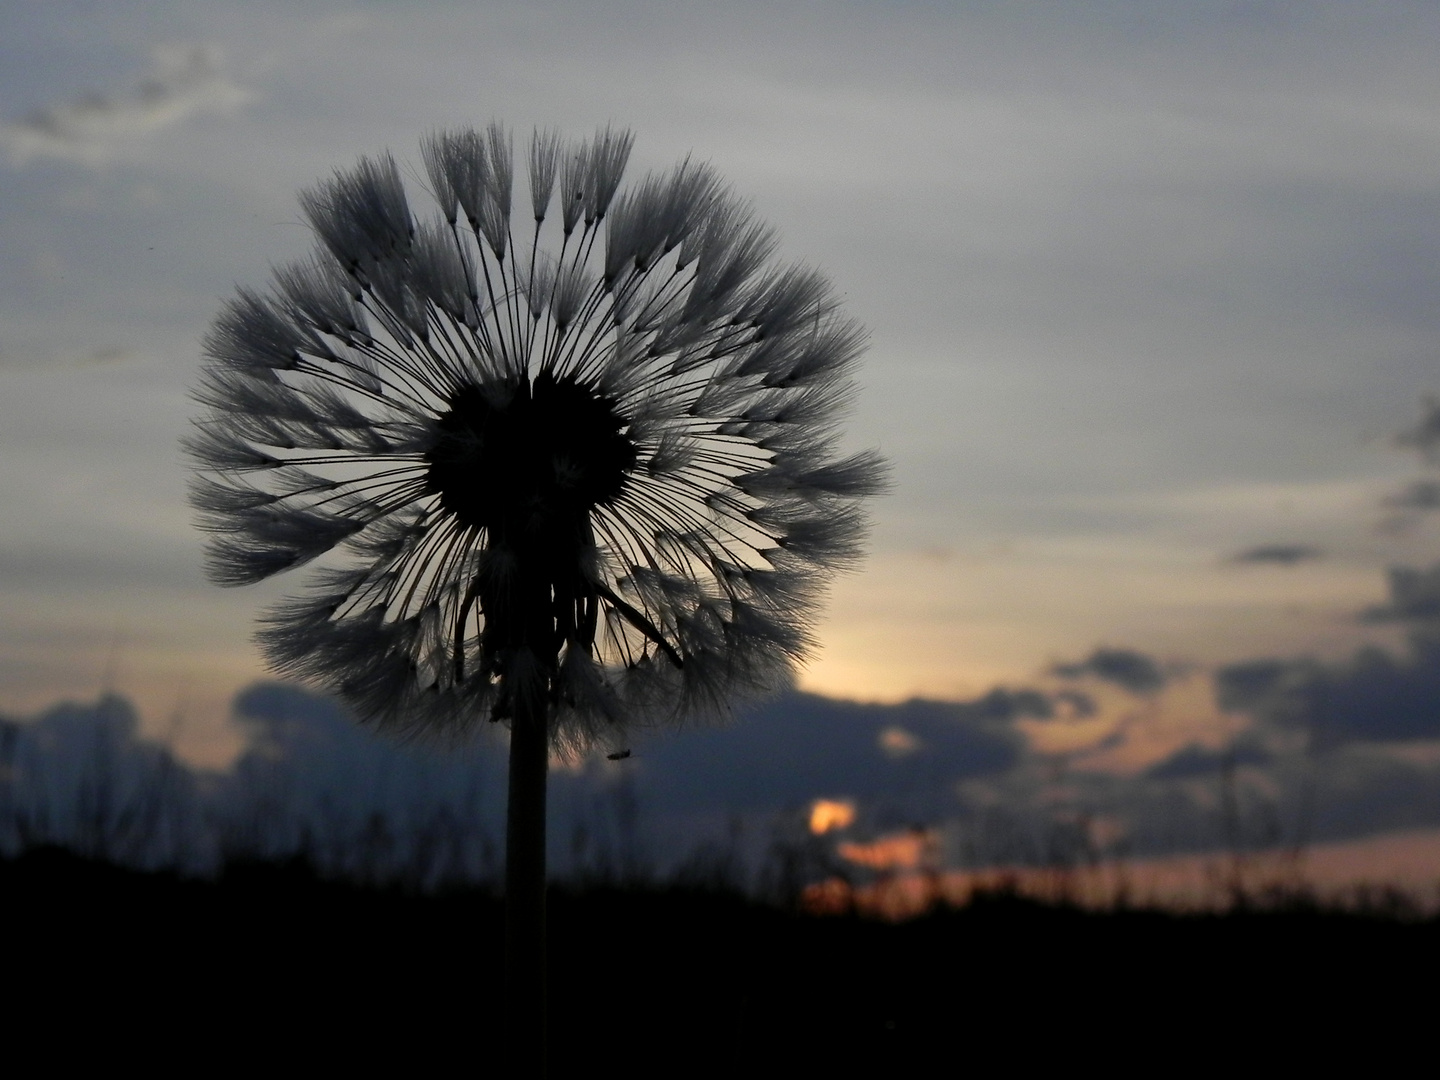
(0, 344, 141, 371)
(0, 681, 1034, 877)
(1396, 397, 1440, 463)
(1052, 648, 1167, 694)
(0, 694, 208, 866)
(1227, 544, 1324, 566)
(1363, 564, 1440, 623)
(1144, 739, 1273, 781)
(1381, 402, 1440, 528)
(1386, 481, 1440, 512)
(1214, 658, 1300, 713)
(211, 676, 1440, 867)
(1216, 558, 1440, 744)
(221, 682, 508, 877)
(12, 672, 1440, 882)
(1219, 643, 1440, 746)
(0, 44, 250, 167)
(628, 689, 1033, 819)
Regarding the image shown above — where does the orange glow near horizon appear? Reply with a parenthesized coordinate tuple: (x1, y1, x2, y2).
(804, 826, 1440, 921)
(809, 798, 857, 835)
(837, 828, 938, 872)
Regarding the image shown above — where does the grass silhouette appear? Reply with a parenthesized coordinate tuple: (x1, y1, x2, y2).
(5, 844, 1436, 1073)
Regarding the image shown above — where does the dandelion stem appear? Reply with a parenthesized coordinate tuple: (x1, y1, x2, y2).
(505, 684, 549, 1077)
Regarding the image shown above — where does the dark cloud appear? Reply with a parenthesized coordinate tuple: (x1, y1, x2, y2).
(1385, 480, 1440, 512)
(0, 695, 206, 866)
(1217, 638, 1440, 746)
(1363, 564, 1440, 623)
(12, 672, 1440, 880)
(1216, 562, 1440, 745)
(0, 682, 1037, 877)
(231, 682, 1034, 825)
(1214, 658, 1302, 713)
(1094, 738, 1440, 858)
(1144, 739, 1273, 781)
(226, 676, 1440, 866)
(1395, 397, 1440, 462)
(1305, 749, 1440, 841)
(226, 684, 1044, 878)
(629, 689, 1033, 819)
(1227, 544, 1323, 566)
(0, 687, 510, 880)
(1052, 648, 1166, 694)
(223, 683, 507, 877)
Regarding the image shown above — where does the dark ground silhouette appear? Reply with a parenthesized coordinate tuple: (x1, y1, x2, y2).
(5, 848, 1435, 1072)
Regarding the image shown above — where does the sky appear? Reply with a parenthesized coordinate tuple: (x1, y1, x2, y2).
(5, 1, 1440, 889)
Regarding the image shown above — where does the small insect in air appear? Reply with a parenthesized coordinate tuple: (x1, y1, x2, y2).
(606, 749, 632, 761)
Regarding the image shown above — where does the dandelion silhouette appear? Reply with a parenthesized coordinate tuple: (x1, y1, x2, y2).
(187, 123, 885, 1071)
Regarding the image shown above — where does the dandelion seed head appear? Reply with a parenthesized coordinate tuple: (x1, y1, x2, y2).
(189, 124, 886, 748)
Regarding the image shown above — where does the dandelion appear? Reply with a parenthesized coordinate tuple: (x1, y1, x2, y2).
(187, 122, 885, 1070)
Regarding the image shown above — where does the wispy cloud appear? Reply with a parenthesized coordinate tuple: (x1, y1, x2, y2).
(1363, 563, 1440, 623)
(1051, 647, 1168, 694)
(0, 44, 250, 167)
(1227, 544, 1325, 566)
(0, 342, 141, 371)
(1386, 481, 1440, 512)
(1396, 397, 1440, 462)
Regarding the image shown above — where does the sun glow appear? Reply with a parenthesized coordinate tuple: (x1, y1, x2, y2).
(808, 798, 857, 835)
(836, 827, 938, 871)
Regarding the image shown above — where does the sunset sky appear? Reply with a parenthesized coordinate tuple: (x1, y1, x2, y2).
(5, 2, 1440, 884)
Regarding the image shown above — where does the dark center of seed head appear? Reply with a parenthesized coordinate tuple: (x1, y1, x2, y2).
(423, 372, 637, 541)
